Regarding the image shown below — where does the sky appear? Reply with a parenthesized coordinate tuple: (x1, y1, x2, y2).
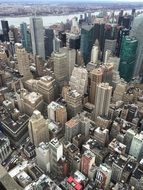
(0, 0, 143, 3)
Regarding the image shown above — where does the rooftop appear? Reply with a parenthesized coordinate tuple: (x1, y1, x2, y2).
(24, 92, 43, 104)
(66, 118, 79, 128)
(2, 114, 29, 134)
(67, 176, 82, 190)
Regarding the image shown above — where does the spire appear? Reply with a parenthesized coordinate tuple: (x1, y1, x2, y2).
(94, 39, 99, 47)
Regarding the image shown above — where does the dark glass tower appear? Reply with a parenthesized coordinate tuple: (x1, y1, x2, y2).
(116, 28, 130, 56)
(119, 36, 138, 82)
(44, 28, 54, 59)
(20, 22, 32, 52)
(80, 24, 96, 65)
(1, 20, 9, 42)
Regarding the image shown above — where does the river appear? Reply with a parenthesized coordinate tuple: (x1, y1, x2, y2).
(0, 9, 142, 28)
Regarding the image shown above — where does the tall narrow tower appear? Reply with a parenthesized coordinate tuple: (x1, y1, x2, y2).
(30, 17, 45, 59)
(94, 83, 112, 119)
(90, 40, 99, 64)
(15, 43, 32, 79)
(28, 110, 49, 147)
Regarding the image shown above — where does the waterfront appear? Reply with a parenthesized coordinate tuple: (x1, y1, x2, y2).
(0, 9, 141, 28)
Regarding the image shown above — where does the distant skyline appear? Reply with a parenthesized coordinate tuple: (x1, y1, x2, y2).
(1, 0, 143, 2)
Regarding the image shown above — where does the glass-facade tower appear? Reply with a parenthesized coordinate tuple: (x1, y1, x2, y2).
(20, 22, 32, 52)
(80, 24, 95, 65)
(119, 36, 138, 82)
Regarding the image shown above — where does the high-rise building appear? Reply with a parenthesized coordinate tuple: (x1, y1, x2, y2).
(59, 32, 66, 47)
(20, 22, 32, 52)
(111, 156, 127, 183)
(112, 80, 127, 102)
(36, 142, 50, 173)
(76, 50, 84, 66)
(119, 36, 138, 82)
(30, 17, 45, 59)
(25, 76, 55, 104)
(36, 76, 55, 103)
(60, 47, 76, 79)
(53, 51, 68, 93)
(94, 83, 112, 119)
(95, 163, 112, 189)
(65, 118, 79, 142)
(65, 112, 90, 142)
(94, 127, 109, 146)
(15, 43, 32, 80)
(53, 37, 61, 52)
(81, 150, 95, 178)
(71, 17, 80, 35)
(9, 26, 19, 43)
(89, 68, 103, 104)
(68, 49, 76, 78)
(1, 20, 9, 42)
(0, 165, 23, 190)
(47, 101, 67, 126)
(130, 13, 143, 77)
(102, 63, 114, 85)
(67, 33, 80, 50)
(0, 131, 12, 164)
(66, 89, 82, 118)
(34, 55, 44, 77)
(90, 40, 99, 64)
(110, 56, 121, 90)
(49, 138, 63, 174)
(103, 39, 117, 61)
(129, 132, 143, 160)
(117, 28, 130, 56)
(124, 129, 136, 154)
(69, 67, 88, 95)
(44, 28, 54, 59)
(80, 24, 95, 64)
(28, 110, 49, 147)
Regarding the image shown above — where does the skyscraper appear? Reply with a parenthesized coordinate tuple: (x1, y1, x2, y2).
(117, 28, 130, 56)
(44, 28, 54, 59)
(30, 17, 45, 59)
(15, 43, 32, 80)
(53, 51, 68, 93)
(66, 89, 82, 118)
(119, 36, 138, 82)
(103, 39, 117, 61)
(28, 110, 49, 147)
(90, 40, 99, 64)
(80, 24, 95, 64)
(1, 20, 9, 42)
(49, 138, 63, 174)
(81, 150, 95, 178)
(89, 68, 103, 104)
(69, 67, 88, 95)
(20, 22, 32, 52)
(36, 142, 50, 173)
(65, 118, 79, 142)
(94, 83, 112, 119)
(47, 101, 67, 126)
(130, 13, 143, 77)
(129, 132, 143, 161)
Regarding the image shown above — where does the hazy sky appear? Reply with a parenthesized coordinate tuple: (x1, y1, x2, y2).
(0, 0, 143, 3)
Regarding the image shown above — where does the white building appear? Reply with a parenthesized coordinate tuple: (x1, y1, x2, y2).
(94, 83, 112, 119)
(49, 138, 63, 174)
(36, 142, 50, 173)
(69, 67, 88, 95)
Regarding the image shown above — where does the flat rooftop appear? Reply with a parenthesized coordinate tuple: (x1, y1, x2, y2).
(2, 114, 29, 134)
